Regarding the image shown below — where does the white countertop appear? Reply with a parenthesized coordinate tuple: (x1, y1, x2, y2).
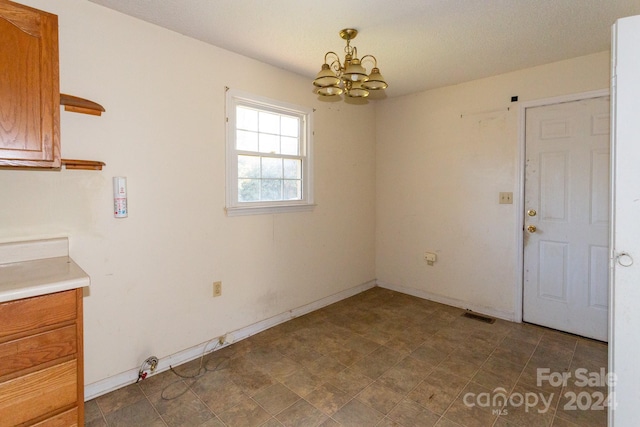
(0, 238, 90, 303)
(0, 256, 90, 303)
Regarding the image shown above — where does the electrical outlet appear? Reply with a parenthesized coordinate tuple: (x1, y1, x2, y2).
(499, 192, 513, 204)
(424, 252, 437, 266)
(213, 281, 222, 297)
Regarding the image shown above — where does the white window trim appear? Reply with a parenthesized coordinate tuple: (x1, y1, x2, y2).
(225, 89, 315, 216)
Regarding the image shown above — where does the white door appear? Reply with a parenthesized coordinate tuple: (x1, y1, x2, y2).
(610, 15, 640, 425)
(523, 96, 610, 341)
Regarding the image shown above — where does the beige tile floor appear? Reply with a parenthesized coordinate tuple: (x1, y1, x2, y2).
(85, 287, 609, 427)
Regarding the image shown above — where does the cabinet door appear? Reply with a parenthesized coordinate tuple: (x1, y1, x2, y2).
(0, 0, 60, 167)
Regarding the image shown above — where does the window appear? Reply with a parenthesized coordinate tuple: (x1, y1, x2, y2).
(226, 89, 314, 216)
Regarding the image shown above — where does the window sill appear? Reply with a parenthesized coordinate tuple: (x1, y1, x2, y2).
(225, 203, 316, 217)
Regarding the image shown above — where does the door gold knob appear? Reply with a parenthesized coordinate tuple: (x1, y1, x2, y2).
(527, 225, 537, 233)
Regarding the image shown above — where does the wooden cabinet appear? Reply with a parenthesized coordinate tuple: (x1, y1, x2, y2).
(0, 0, 60, 168)
(0, 289, 84, 426)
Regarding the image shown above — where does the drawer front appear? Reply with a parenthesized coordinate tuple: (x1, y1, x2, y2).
(31, 407, 78, 427)
(0, 359, 77, 426)
(0, 290, 76, 340)
(0, 325, 76, 377)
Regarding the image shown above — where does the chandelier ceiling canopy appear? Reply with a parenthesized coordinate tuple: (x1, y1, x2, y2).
(313, 28, 387, 99)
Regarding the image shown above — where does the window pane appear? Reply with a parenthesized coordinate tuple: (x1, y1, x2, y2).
(281, 136, 299, 155)
(237, 107, 258, 131)
(281, 116, 299, 137)
(237, 130, 258, 151)
(227, 90, 312, 213)
(284, 180, 302, 200)
(259, 133, 279, 153)
(238, 179, 260, 202)
(238, 155, 260, 178)
(283, 159, 301, 179)
(262, 157, 283, 179)
(259, 111, 280, 134)
(261, 179, 282, 201)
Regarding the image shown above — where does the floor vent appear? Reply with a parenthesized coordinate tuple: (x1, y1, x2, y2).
(462, 311, 496, 324)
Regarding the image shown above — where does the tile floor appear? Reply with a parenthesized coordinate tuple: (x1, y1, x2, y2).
(85, 287, 609, 427)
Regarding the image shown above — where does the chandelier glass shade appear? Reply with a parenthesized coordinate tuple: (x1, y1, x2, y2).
(313, 29, 387, 99)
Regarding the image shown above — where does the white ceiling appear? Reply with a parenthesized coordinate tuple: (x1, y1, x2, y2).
(87, 0, 640, 99)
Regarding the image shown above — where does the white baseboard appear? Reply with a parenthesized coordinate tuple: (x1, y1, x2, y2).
(376, 280, 517, 322)
(84, 279, 376, 401)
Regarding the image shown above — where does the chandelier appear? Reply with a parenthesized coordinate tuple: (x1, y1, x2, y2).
(313, 28, 388, 98)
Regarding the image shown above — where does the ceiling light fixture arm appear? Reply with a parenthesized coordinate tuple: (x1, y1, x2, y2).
(360, 54, 378, 68)
(323, 51, 343, 74)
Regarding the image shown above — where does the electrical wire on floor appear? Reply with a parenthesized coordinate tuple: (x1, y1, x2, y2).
(160, 337, 230, 400)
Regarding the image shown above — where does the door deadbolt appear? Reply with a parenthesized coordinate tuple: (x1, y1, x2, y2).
(527, 225, 537, 233)
(527, 209, 537, 217)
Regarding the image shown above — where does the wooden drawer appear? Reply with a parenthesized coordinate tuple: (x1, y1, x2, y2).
(0, 325, 76, 377)
(31, 407, 78, 427)
(0, 291, 76, 340)
(0, 359, 77, 426)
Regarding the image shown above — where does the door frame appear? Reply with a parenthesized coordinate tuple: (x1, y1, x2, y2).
(514, 89, 610, 324)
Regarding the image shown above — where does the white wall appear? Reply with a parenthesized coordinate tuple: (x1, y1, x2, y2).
(375, 52, 611, 320)
(0, 0, 376, 386)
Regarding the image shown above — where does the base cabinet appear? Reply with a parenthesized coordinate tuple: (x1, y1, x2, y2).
(0, 289, 84, 426)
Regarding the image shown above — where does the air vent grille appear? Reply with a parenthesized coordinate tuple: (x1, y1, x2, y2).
(462, 312, 496, 324)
